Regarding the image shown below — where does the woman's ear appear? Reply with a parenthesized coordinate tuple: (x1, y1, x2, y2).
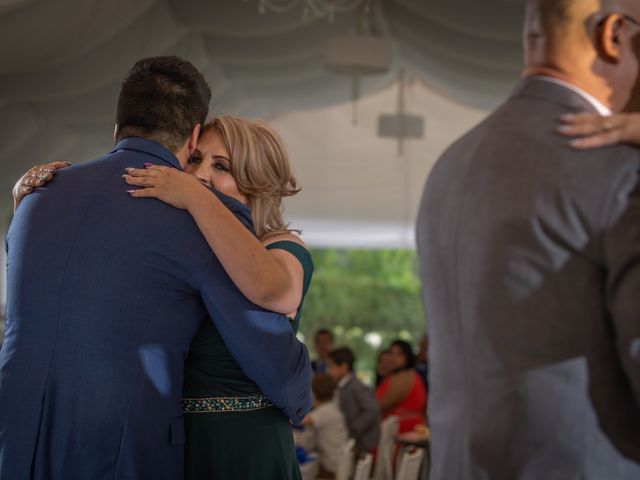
(188, 124, 202, 156)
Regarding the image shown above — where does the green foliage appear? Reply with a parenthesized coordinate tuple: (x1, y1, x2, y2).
(299, 249, 426, 384)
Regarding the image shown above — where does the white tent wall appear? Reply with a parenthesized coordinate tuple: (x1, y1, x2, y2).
(273, 77, 488, 248)
(0, 0, 525, 249)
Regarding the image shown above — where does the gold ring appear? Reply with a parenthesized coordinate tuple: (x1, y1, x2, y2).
(603, 120, 614, 132)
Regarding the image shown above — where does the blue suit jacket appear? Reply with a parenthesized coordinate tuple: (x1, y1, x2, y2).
(0, 138, 312, 480)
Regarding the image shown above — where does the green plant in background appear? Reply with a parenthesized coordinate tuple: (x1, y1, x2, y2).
(299, 249, 426, 385)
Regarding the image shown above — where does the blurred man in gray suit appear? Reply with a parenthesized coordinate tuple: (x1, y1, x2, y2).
(327, 347, 380, 455)
(417, 1, 640, 478)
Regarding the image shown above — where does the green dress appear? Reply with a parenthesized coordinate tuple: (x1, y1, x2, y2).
(182, 241, 313, 480)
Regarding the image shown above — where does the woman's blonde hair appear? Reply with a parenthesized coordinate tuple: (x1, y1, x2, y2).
(203, 116, 300, 240)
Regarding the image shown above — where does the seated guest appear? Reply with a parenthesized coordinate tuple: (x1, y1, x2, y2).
(303, 374, 349, 479)
(375, 349, 393, 387)
(312, 328, 334, 373)
(375, 340, 427, 433)
(327, 347, 380, 456)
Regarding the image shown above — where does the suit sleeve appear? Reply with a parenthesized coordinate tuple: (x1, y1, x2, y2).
(345, 383, 380, 438)
(198, 255, 312, 423)
(601, 165, 640, 459)
(194, 193, 312, 424)
(604, 171, 640, 388)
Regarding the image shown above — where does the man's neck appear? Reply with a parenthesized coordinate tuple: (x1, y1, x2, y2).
(115, 134, 189, 169)
(523, 65, 612, 112)
(174, 146, 189, 169)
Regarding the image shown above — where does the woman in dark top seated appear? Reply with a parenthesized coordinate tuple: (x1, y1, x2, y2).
(14, 116, 313, 480)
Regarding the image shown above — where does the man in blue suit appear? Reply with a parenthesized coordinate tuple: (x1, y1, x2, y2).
(0, 56, 312, 479)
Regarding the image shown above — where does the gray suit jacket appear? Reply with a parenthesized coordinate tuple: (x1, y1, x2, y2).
(416, 77, 640, 480)
(337, 375, 380, 453)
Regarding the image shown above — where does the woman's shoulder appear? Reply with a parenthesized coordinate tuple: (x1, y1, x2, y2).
(263, 232, 306, 248)
(390, 370, 416, 388)
(264, 233, 312, 270)
(395, 368, 415, 379)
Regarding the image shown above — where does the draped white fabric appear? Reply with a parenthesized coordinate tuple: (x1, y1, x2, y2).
(0, 0, 525, 246)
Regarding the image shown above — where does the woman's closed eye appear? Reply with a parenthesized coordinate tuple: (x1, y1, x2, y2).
(212, 156, 231, 173)
(188, 150, 203, 165)
(213, 161, 230, 172)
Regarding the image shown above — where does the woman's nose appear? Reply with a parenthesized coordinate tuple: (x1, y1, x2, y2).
(192, 163, 211, 187)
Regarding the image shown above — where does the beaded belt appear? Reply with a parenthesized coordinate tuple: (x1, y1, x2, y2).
(181, 394, 273, 413)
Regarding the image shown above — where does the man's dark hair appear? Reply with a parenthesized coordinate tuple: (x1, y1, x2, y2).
(537, 0, 573, 29)
(312, 374, 336, 402)
(328, 347, 355, 371)
(526, 0, 608, 36)
(314, 328, 334, 341)
(116, 56, 211, 152)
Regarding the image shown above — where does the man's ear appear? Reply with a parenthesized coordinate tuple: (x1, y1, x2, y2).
(187, 124, 202, 156)
(597, 14, 625, 62)
(113, 124, 119, 143)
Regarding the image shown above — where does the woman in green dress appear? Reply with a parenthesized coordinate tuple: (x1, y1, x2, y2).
(14, 116, 313, 479)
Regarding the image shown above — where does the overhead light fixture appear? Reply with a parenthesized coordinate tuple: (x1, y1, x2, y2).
(378, 69, 425, 156)
(250, 0, 365, 22)
(323, 0, 392, 124)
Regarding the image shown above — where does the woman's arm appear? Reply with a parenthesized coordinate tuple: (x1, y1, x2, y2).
(557, 112, 640, 148)
(376, 370, 414, 413)
(12, 162, 71, 212)
(124, 166, 304, 315)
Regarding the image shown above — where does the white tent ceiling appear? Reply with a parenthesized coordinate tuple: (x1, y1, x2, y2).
(0, 0, 526, 246)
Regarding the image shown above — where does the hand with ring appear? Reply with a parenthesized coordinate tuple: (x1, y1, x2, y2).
(13, 161, 72, 211)
(557, 112, 640, 149)
(122, 165, 206, 211)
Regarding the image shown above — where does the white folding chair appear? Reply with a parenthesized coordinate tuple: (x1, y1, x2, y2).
(299, 456, 319, 480)
(395, 448, 424, 480)
(335, 438, 356, 480)
(353, 453, 373, 480)
(372, 416, 399, 480)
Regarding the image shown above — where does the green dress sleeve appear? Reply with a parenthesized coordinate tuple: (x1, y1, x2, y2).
(265, 240, 313, 333)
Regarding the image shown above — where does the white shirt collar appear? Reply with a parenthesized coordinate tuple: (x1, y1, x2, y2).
(535, 76, 612, 116)
(337, 373, 352, 389)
